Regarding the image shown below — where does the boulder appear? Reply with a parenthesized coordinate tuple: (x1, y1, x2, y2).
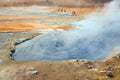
(106, 71, 114, 78)
(25, 67, 38, 75)
(17, 67, 38, 77)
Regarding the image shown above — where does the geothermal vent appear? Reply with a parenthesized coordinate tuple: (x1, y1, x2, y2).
(13, 0, 120, 61)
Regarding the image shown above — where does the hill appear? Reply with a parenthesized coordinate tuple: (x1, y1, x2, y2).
(0, 0, 112, 7)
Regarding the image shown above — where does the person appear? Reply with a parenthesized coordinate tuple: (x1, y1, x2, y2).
(72, 11, 76, 15)
(61, 9, 63, 12)
(64, 10, 66, 13)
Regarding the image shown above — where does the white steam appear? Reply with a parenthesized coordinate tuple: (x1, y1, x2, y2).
(14, 0, 120, 60)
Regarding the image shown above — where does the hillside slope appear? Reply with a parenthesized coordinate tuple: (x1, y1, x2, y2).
(0, 0, 112, 7)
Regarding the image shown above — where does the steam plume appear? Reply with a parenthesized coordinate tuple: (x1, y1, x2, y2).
(14, 0, 120, 60)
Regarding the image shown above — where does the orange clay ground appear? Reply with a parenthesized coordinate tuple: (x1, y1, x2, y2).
(0, 14, 70, 32)
(0, 7, 97, 32)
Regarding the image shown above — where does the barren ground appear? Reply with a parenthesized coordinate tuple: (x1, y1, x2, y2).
(0, 6, 120, 80)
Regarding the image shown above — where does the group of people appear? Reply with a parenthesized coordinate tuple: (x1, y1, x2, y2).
(58, 9, 77, 16)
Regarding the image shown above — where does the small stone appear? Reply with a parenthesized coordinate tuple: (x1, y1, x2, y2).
(76, 78, 79, 80)
(49, 63, 52, 66)
(85, 76, 91, 80)
(99, 71, 106, 76)
(116, 54, 120, 58)
(106, 65, 115, 70)
(85, 61, 93, 65)
(87, 65, 93, 69)
(76, 59, 79, 63)
(18, 68, 24, 73)
(106, 71, 114, 78)
(31, 70, 38, 75)
(26, 67, 35, 71)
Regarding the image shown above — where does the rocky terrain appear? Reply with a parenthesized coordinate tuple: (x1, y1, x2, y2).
(0, 55, 120, 80)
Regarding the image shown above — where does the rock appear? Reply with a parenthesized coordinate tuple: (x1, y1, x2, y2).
(112, 54, 120, 59)
(17, 67, 38, 76)
(106, 71, 114, 78)
(76, 59, 79, 63)
(31, 70, 38, 75)
(25, 67, 38, 75)
(26, 67, 35, 71)
(99, 71, 106, 76)
(85, 76, 91, 80)
(68, 59, 78, 64)
(85, 61, 94, 65)
(106, 65, 115, 71)
(87, 65, 94, 69)
(83, 60, 95, 69)
(18, 68, 25, 74)
(116, 54, 120, 58)
(75, 78, 79, 80)
(81, 59, 86, 62)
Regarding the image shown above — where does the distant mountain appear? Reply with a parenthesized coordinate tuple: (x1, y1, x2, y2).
(0, 0, 112, 7)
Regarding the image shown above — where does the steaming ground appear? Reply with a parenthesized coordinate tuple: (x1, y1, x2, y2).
(13, 0, 120, 60)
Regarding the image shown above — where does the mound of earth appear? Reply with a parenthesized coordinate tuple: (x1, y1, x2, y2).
(0, 0, 112, 7)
